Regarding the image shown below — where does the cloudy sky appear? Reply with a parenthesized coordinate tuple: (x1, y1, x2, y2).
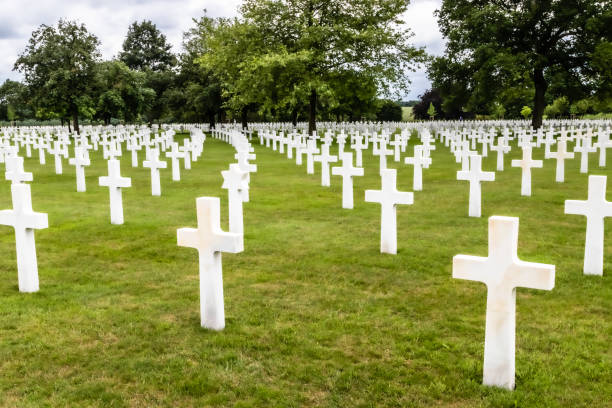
(0, 0, 444, 100)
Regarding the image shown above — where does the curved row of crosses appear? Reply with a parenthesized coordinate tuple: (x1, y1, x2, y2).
(236, 121, 611, 390)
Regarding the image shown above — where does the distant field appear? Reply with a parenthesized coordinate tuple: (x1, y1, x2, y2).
(402, 106, 414, 121)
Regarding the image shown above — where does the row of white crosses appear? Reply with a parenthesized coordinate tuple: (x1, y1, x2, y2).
(177, 129, 256, 330)
(248, 123, 610, 392)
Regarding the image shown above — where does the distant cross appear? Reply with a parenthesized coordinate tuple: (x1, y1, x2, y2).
(574, 135, 597, 174)
(594, 130, 611, 167)
(68, 147, 91, 192)
(374, 140, 393, 173)
(180, 140, 192, 169)
(453, 216, 555, 390)
(177, 197, 243, 330)
(351, 136, 368, 167)
(142, 148, 167, 196)
(404, 145, 432, 191)
(99, 159, 132, 225)
(0, 182, 48, 293)
(331, 152, 364, 209)
(304, 139, 319, 175)
(166, 143, 185, 181)
(565, 175, 612, 276)
(511, 146, 543, 196)
(314, 143, 338, 187)
(127, 141, 142, 168)
(221, 164, 249, 234)
(365, 169, 413, 254)
(545, 139, 574, 182)
(490, 138, 511, 171)
(457, 155, 495, 217)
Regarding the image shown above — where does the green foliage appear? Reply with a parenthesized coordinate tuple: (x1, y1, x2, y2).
(520, 106, 532, 119)
(544, 96, 570, 118)
(93, 60, 153, 124)
(0, 79, 31, 121)
(427, 102, 436, 119)
(376, 100, 402, 122)
(413, 89, 443, 120)
(119, 20, 176, 72)
(14, 19, 101, 132)
(490, 102, 506, 119)
(432, 0, 609, 128)
(200, 1, 424, 130)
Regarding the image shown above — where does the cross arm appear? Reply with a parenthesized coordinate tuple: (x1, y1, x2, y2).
(564, 200, 587, 216)
(453, 255, 489, 284)
(177, 228, 199, 250)
(510, 260, 555, 291)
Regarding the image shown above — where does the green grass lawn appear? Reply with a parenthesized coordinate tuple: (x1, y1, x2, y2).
(0, 131, 610, 407)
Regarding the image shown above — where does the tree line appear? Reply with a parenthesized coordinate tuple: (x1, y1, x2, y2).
(2, 0, 610, 132)
(3, 0, 424, 133)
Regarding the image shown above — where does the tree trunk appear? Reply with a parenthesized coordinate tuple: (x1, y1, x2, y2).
(532, 67, 547, 130)
(291, 107, 298, 127)
(67, 119, 71, 133)
(241, 106, 248, 129)
(72, 109, 80, 135)
(208, 111, 216, 129)
(308, 88, 317, 134)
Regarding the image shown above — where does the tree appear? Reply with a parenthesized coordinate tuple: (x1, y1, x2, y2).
(520, 106, 532, 119)
(427, 102, 437, 120)
(0, 79, 32, 122)
(413, 89, 443, 120)
(434, 0, 610, 128)
(376, 99, 402, 122)
(14, 19, 101, 133)
(94, 60, 154, 124)
(119, 21, 176, 71)
(233, 0, 424, 133)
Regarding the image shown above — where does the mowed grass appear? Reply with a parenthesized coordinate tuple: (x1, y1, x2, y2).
(0, 130, 610, 407)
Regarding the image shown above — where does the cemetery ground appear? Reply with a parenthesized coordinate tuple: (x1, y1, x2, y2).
(0, 132, 610, 407)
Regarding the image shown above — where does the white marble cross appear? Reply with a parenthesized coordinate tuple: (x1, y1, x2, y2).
(222, 164, 249, 234)
(490, 138, 511, 171)
(314, 143, 338, 187)
(565, 175, 612, 276)
(68, 147, 90, 192)
(142, 148, 167, 196)
(453, 216, 555, 390)
(99, 159, 132, 225)
(457, 155, 495, 217)
(545, 139, 574, 182)
(404, 145, 432, 191)
(365, 169, 413, 254)
(0, 180, 48, 293)
(166, 142, 185, 181)
(595, 130, 611, 167)
(511, 146, 543, 196)
(305, 140, 319, 175)
(5, 156, 33, 184)
(374, 141, 393, 173)
(49, 140, 67, 174)
(177, 197, 243, 330)
(331, 152, 364, 209)
(574, 136, 597, 174)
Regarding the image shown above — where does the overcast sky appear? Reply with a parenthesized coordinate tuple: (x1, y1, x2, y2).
(0, 0, 444, 100)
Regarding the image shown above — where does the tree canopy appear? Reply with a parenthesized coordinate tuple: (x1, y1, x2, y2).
(14, 19, 101, 133)
(431, 0, 611, 128)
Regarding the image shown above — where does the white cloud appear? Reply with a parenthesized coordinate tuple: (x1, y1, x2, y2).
(0, 0, 444, 101)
